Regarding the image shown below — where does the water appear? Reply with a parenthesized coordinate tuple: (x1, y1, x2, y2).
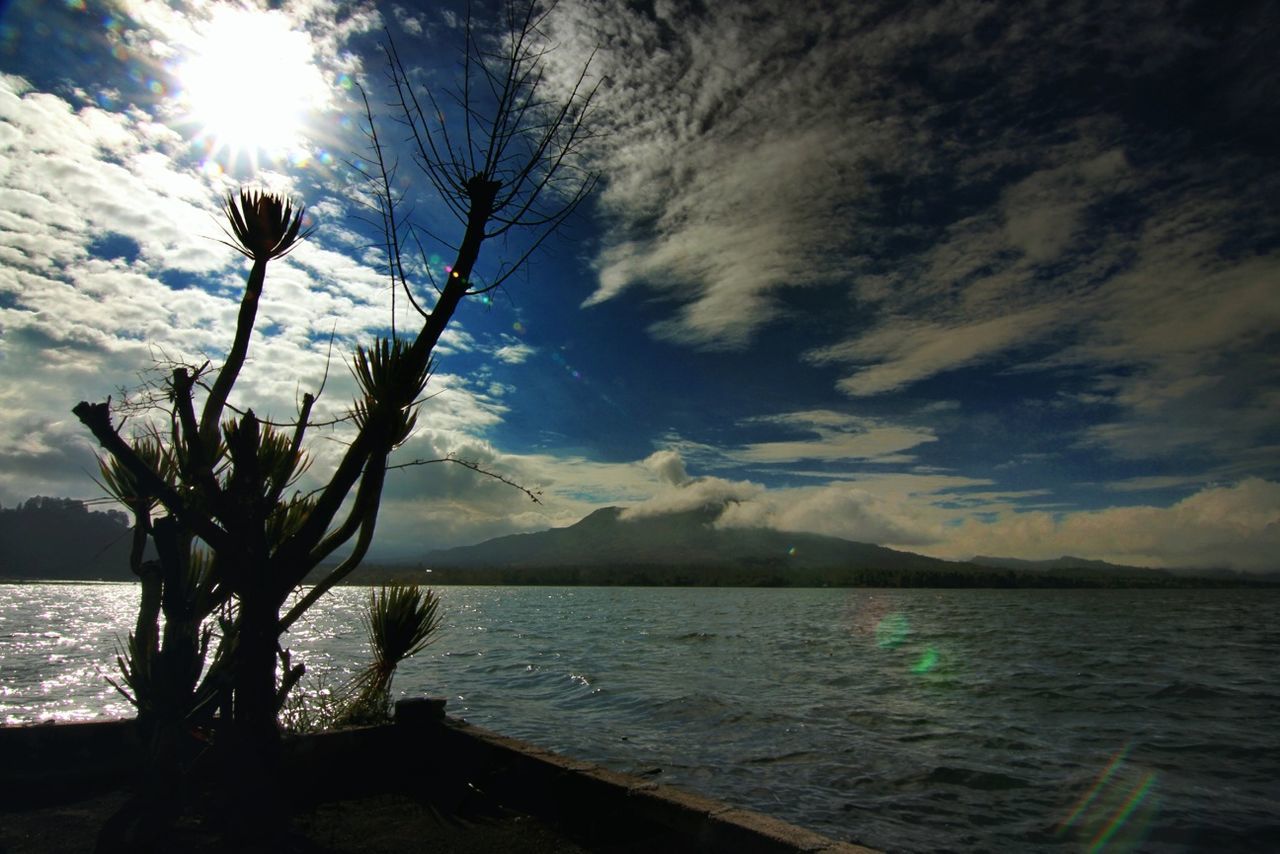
(2, 583, 1277, 852)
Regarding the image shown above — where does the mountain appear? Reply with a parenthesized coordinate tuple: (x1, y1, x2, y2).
(970, 555, 1160, 573)
(356, 506, 1278, 588)
(420, 505, 967, 574)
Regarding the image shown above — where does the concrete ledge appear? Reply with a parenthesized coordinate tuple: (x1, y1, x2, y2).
(415, 716, 879, 853)
(0, 719, 142, 804)
(0, 708, 880, 853)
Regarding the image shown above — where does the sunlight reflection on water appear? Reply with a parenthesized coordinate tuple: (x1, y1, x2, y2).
(1, 582, 138, 723)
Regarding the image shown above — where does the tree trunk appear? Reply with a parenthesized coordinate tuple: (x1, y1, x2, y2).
(223, 580, 284, 842)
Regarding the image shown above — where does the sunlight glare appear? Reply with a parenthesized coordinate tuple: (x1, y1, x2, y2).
(177, 6, 329, 166)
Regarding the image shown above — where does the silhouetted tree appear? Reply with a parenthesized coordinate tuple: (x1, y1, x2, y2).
(73, 1, 596, 845)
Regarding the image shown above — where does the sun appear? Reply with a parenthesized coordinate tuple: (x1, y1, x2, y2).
(176, 6, 330, 168)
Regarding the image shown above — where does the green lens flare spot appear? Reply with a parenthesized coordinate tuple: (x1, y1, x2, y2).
(911, 647, 939, 673)
(875, 613, 909, 648)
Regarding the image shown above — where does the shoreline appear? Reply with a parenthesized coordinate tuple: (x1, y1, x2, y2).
(5, 575, 1278, 589)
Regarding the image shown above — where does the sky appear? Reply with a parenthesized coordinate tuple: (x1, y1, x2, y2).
(0, 0, 1277, 571)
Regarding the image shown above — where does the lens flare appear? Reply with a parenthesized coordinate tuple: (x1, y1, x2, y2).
(1088, 774, 1157, 853)
(910, 647, 939, 673)
(1060, 747, 1129, 831)
(1058, 746, 1159, 853)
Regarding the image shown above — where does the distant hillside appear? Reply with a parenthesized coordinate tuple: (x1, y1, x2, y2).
(970, 555, 1164, 574)
(971, 555, 1277, 583)
(0, 497, 139, 581)
(358, 506, 1277, 588)
(419, 505, 961, 574)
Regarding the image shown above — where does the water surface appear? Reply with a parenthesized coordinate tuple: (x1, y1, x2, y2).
(3, 584, 1277, 851)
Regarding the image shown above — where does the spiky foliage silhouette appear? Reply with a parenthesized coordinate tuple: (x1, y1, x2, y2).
(220, 189, 311, 261)
(72, 1, 595, 845)
(336, 585, 442, 725)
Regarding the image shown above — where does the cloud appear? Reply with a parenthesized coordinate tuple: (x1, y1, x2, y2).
(641, 449, 690, 486)
(493, 340, 535, 365)
(807, 309, 1060, 396)
(621, 475, 765, 520)
(618, 448, 966, 546)
(716, 483, 940, 546)
(558, 1, 900, 347)
(926, 479, 1280, 572)
(1064, 236, 1280, 462)
(610, 448, 762, 519)
(372, 430, 551, 552)
(0, 19, 478, 513)
(582, 124, 861, 348)
(621, 454, 1280, 572)
(390, 5, 424, 36)
(1001, 149, 1130, 263)
(732, 410, 937, 462)
(550, 0, 1280, 479)
(553, 1, 1118, 346)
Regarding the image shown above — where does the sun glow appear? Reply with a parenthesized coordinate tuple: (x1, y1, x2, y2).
(176, 6, 330, 169)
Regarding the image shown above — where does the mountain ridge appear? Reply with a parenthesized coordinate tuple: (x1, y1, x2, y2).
(420, 505, 977, 573)
(970, 554, 1156, 573)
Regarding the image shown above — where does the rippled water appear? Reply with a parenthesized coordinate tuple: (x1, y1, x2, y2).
(3, 584, 1278, 852)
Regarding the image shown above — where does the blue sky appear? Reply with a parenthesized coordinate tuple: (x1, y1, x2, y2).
(1, 0, 1277, 570)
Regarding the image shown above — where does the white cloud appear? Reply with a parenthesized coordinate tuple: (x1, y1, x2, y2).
(733, 410, 937, 462)
(716, 483, 939, 546)
(926, 479, 1280, 572)
(619, 462, 1280, 572)
(391, 5, 424, 36)
(0, 28, 454, 512)
(807, 308, 1060, 396)
(555, 2, 906, 348)
(618, 448, 971, 547)
(641, 449, 691, 486)
(1104, 474, 1215, 493)
(621, 476, 764, 521)
(493, 340, 535, 365)
(371, 435, 689, 553)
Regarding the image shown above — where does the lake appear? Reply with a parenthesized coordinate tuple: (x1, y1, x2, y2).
(2, 583, 1277, 852)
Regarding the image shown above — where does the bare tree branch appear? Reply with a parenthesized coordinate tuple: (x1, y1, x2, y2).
(387, 454, 542, 504)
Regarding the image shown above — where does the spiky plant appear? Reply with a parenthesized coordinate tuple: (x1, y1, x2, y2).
(72, 3, 595, 841)
(96, 437, 211, 733)
(337, 585, 441, 725)
(199, 190, 314, 452)
(351, 337, 432, 443)
(220, 189, 311, 262)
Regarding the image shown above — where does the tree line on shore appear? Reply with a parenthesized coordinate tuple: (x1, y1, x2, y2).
(0, 497, 139, 581)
